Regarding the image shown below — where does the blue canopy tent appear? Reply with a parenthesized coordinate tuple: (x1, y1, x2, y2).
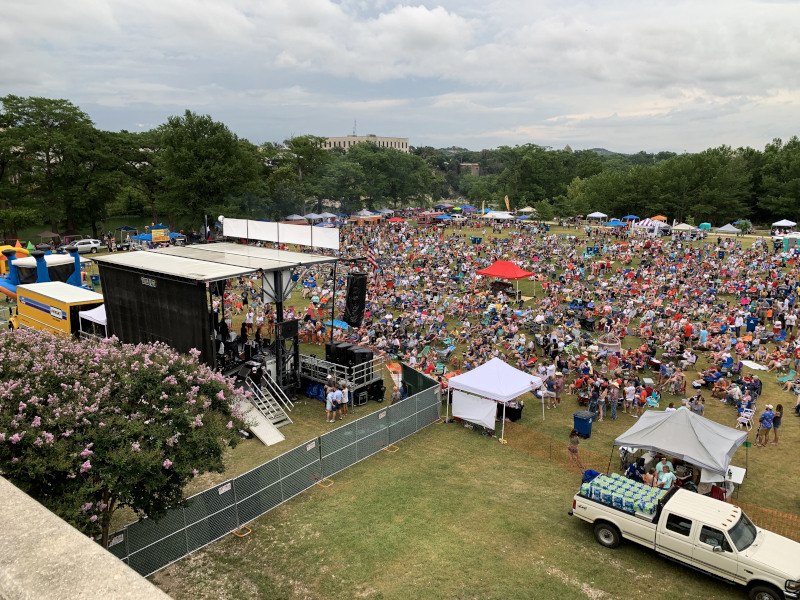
(516, 215, 530, 220)
(324, 319, 350, 330)
(604, 220, 626, 227)
(622, 215, 640, 220)
(459, 204, 477, 212)
(435, 214, 452, 220)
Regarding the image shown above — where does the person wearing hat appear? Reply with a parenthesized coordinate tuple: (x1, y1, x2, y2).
(756, 404, 775, 447)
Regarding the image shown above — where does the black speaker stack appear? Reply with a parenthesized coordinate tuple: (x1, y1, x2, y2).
(322, 342, 383, 402)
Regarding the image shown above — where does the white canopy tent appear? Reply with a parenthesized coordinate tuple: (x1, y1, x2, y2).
(78, 304, 107, 338)
(671, 222, 696, 231)
(480, 211, 514, 220)
(772, 219, 796, 228)
(613, 409, 746, 474)
(586, 211, 607, 219)
(715, 223, 742, 234)
(447, 358, 542, 440)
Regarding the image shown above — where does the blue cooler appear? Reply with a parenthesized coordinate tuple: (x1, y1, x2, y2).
(573, 410, 594, 439)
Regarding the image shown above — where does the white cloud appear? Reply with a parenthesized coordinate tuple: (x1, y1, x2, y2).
(2, 0, 800, 152)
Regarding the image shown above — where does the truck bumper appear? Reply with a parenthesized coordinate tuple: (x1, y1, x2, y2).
(568, 509, 574, 516)
(785, 591, 799, 600)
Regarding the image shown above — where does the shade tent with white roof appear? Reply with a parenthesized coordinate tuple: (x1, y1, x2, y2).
(715, 223, 742, 233)
(586, 211, 607, 219)
(447, 358, 542, 440)
(480, 211, 514, 220)
(772, 219, 797, 228)
(78, 304, 107, 337)
(613, 409, 746, 474)
(671, 223, 696, 231)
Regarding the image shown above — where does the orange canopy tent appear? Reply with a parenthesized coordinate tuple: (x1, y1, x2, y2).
(651, 215, 667, 221)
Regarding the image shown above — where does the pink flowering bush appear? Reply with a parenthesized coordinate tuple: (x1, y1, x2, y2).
(0, 329, 246, 549)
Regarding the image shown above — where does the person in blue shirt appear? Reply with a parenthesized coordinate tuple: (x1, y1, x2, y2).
(756, 404, 774, 447)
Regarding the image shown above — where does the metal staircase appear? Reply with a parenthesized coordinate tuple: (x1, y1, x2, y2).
(245, 376, 293, 429)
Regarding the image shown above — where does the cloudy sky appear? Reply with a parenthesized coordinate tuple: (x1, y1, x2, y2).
(4, 0, 799, 153)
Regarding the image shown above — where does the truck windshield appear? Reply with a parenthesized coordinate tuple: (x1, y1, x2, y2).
(728, 513, 758, 551)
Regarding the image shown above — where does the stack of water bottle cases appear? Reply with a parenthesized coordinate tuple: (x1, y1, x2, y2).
(580, 473, 668, 516)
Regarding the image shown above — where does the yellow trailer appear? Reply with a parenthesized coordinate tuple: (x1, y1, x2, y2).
(15, 282, 104, 336)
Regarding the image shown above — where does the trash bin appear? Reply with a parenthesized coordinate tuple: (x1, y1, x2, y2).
(573, 410, 594, 439)
(90, 275, 100, 289)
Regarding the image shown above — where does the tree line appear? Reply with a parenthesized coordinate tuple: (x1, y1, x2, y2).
(2, 94, 799, 238)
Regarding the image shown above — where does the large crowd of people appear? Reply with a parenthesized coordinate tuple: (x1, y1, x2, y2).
(218, 216, 800, 441)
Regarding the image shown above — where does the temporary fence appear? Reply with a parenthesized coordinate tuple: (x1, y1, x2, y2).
(107, 372, 440, 577)
(502, 420, 800, 543)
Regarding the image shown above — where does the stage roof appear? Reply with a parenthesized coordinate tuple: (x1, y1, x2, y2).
(92, 243, 336, 283)
(155, 243, 336, 271)
(92, 251, 256, 283)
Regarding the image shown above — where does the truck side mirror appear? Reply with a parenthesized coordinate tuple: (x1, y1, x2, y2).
(712, 544, 723, 553)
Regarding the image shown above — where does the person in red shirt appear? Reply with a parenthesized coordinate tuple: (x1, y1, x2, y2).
(683, 322, 693, 348)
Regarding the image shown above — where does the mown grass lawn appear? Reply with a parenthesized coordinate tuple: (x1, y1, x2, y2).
(151, 424, 748, 600)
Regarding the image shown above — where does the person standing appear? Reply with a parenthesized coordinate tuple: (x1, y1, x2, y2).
(623, 381, 635, 415)
(325, 385, 336, 423)
(339, 384, 350, 418)
(756, 404, 774, 447)
(657, 465, 677, 490)
(568, 429, 583, 470)
(608, 381, 619, 420)
(771, 404, 783, 445)
(332, 385, 344, 420)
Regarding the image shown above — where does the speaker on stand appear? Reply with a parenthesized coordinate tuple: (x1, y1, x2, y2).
(342, 272, 368, 327)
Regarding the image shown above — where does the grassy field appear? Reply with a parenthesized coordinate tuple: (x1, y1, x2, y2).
(150, 424, 753, 600)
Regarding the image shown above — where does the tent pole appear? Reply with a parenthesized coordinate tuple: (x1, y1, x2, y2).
(608, 445, 616, 474)
(501, 402, 506, 442)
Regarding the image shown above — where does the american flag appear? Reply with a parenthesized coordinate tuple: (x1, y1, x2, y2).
(366, 248, 378, 277)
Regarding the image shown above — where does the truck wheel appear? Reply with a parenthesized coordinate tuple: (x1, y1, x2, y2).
(748, 585, 782, 600)
(593, 522, 620, 548)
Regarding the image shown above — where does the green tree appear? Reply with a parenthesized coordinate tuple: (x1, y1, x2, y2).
(0, 330, 247, 549)
(757, 137, 800, 222)
(158, 110, 261, 225)
(0, 95, 97, 234)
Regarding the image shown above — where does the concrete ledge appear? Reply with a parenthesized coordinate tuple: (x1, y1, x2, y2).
(0, 477, 171, 600)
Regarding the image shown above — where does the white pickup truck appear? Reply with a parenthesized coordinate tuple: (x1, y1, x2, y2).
(570, 484, 800, 600)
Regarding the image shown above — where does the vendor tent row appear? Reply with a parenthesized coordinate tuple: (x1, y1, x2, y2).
(447, 358, 746, 476)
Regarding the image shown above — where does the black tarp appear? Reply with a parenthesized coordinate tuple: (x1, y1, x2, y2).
(97, 263, 214, 366)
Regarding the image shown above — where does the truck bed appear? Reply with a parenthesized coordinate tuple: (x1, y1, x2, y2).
(572, 492, 664, 548)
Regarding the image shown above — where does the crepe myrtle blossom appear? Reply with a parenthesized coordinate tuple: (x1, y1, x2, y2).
(0, 328, 247, 549)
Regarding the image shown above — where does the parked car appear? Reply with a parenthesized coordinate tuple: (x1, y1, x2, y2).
(570, 479, 800, 600)
(57, 239, 101, 254)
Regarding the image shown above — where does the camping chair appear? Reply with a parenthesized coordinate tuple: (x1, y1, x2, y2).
(646, 390, 661, 409)
(777, 369, 796, 383)
(774, 330, 787, 342)
(736, 408, 755, 430)
(434, 362, 446, 375)
(719, 357, 734, 375)
(420, 345, 431, 357)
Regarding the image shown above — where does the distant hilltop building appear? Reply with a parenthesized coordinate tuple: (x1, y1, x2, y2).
(323, 134, 410, 153)
(460, 163, 480, 176)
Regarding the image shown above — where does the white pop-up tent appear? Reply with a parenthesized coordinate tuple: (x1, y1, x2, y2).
(613, 409, 746, 474)
(586, 211, 607, 219)
(772, 219, 796, 228)
(447, 357, 542, 441)
(78, 304, 107, 338)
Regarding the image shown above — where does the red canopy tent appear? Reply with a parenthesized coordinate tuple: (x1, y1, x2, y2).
(387, 217, 406, 223)
(476, 260, 534, 280)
